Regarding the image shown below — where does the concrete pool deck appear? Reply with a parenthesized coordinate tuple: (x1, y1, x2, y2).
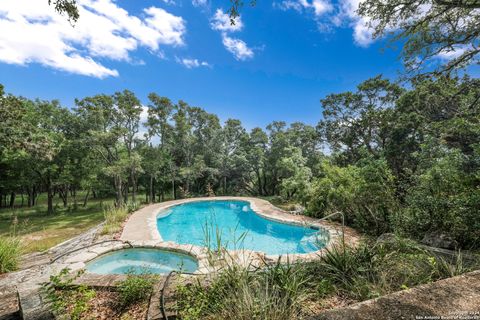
(120, 196, 357, 263)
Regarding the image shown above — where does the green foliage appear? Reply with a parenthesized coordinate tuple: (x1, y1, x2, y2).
(0, 75, 479, 251)
(48, 0, 79, 23)
(176, 261, 309, 320)
(0, 235, 22, 273)
(117, 273, 156, 308)
(176, 236, 478, 319)
(399, 148, 480, 247)
(308, 237, 476, 301)
(358, 0, 480, 78)
(307, 158, 398, 235)
(42, 268, 96, 320)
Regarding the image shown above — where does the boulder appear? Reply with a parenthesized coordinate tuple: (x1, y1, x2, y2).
(376, 233, 397, 244)
(421, 232, 458, 250)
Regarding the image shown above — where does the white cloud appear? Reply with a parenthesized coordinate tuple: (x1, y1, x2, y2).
(0, 0, 186, 78)
(210, 9, 243, 32)
(312, 0, 333, 16)
(192, 0, 208, 7)
(337, 0, 375, 46)
(209, 8, 253, 60)
(221, 34, 254, 60)
(275, 0, 332, 17)
(176, 57, 210, 68)
(275, 0, 375, 46)
(436, 47, 466, 61)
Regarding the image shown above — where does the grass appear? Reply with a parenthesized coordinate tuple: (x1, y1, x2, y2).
(117, 272, 157, 308)
(101, 204, 129, 235)
(174, 235, 480, 319)
(176, 260, 309, 320)
(0, 235, 22, 273)
(0, 193, 113, 253)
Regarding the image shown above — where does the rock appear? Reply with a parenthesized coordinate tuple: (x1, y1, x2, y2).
(421, 232, 458, 250)
(18, 289, 54, 320)
(376, 233, 396, 244)
(289, 204, 305, 215)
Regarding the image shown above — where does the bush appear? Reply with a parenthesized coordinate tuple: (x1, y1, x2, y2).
(0, 235, 22, 273)
(176, 236, 479, 318)
(117, 273, 156, 308)
(398, 149, 480, 248)
(309, 236, 475, 301)
(307, 158, 398, 236)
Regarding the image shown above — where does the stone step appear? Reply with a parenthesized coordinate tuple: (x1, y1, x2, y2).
(18, 288, 53, 320)
(0, 286, 20, 320)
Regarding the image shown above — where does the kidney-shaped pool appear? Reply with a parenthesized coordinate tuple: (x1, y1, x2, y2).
(156, 200, 329, 255)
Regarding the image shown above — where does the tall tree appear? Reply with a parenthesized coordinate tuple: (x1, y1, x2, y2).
(319, 76, 404, 164)
(113, 90, 143, 203)
(358, 0, 480, 77)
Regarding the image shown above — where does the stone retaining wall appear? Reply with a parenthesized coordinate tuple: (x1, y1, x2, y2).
(310, 270, 480, 320)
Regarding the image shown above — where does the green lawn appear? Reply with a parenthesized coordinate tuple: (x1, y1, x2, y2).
(0, 194, 113, 253)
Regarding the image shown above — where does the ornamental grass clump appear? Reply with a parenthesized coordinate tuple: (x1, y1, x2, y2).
(102, 204, 129, 235)
(0, 235, 22, 273)
(176, 259, 310, 320)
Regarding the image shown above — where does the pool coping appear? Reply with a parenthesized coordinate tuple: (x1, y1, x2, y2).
(54, 240, 213, 276)
(120, 197, 344, 264)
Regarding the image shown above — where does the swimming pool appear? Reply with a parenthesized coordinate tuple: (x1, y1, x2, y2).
(156, 200, 328, 255)
(85, 248, 198, 275)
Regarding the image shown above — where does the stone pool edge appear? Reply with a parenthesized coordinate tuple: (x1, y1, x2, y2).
(120, 196, 344, 264)
(55, 240, 212, 276)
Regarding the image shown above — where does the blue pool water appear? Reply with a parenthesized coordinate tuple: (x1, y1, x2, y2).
(156, 200, 328, 255)
(86, 248, 198, 275)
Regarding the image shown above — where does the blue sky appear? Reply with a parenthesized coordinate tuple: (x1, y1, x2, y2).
(0, 0, 404, 129)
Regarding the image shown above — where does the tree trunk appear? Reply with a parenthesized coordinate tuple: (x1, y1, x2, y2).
(172, 179, 176, 200)
(59, 186, 68, 208)
(152, 183, 156, 203)
(9, 192, 15, 208)
(47, 178, 54, 214)
(223, 176, 227, 195)
(72, 188, 77, 210)
(256, 170, 263, 195)
(131, 170, 137, 204)
(33, 187, 38, 206)
(114, 176, 123, 208)
(83, 189, 90, 207)
(124, 184, 128, 204)
(149, 175, 154, 204)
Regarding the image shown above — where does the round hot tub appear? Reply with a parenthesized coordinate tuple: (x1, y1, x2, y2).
(85, 248, 198, 275)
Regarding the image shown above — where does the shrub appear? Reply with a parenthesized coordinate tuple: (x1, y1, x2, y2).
(307, 158, 398, 236)
(176, 236, 479, 318)
(311, 236, 474, 301)
(0, 235, 22, 273)
(398, 149, 480, 248)
(117, 273, 156, 308)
